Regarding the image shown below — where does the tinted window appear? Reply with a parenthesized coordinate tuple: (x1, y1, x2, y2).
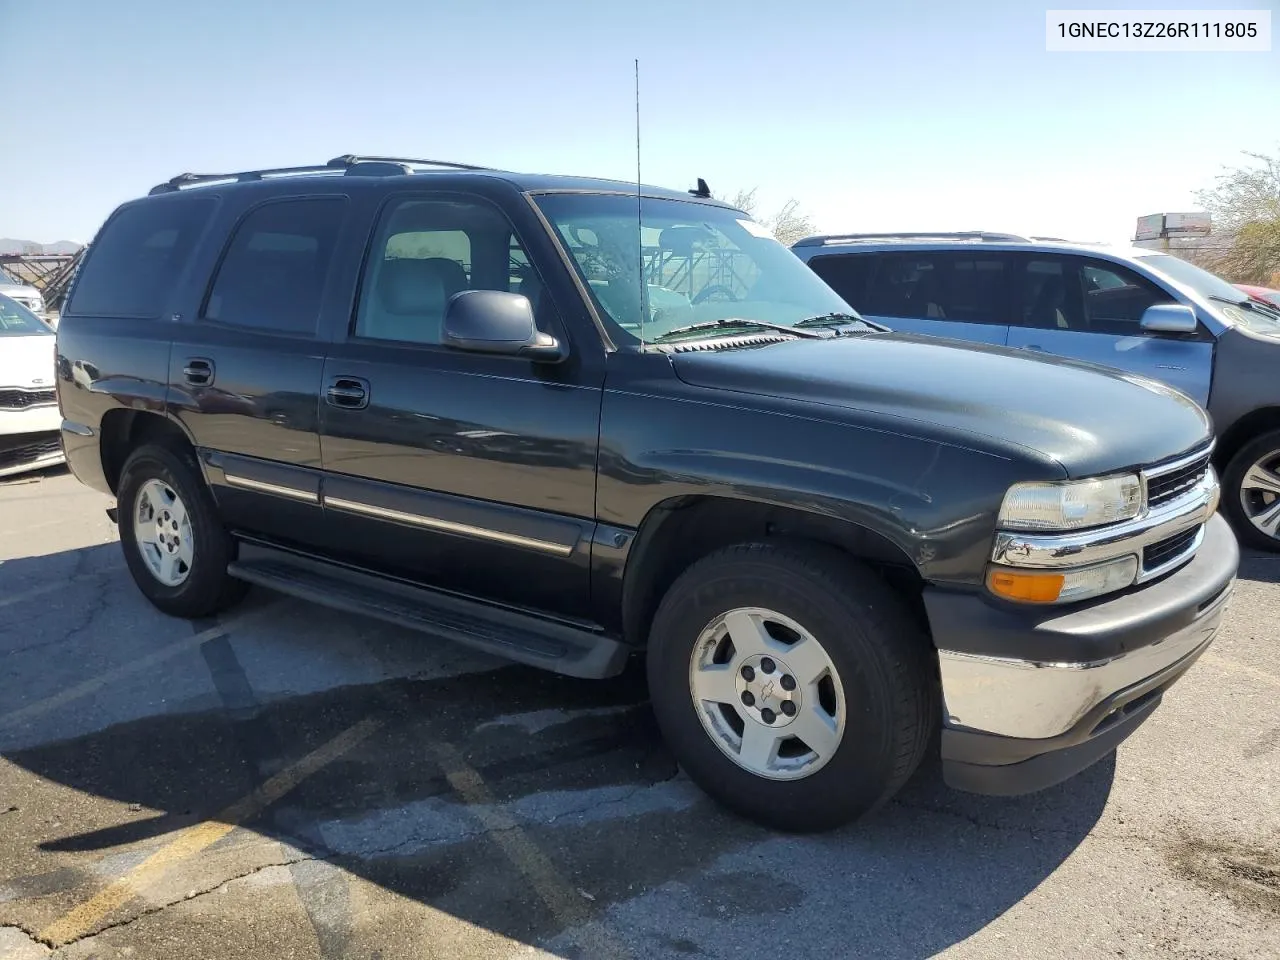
(863, 252, 1009, 324)
(1017, 257, 1083, 330)
(0, 293, 53, 336)
(67, 198, 216, 317)
(203, 198, 346, 335)
(1079, 259, 1173, 334)
(355, 197, 552, 345)
(806, 254, 874, 307)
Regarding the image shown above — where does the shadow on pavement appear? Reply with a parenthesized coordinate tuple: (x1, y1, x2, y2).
(1238, 550, 1280, 584)
(0, 542, 1113, 959)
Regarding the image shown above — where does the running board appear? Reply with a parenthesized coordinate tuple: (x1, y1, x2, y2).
(227, 542, 630, 679)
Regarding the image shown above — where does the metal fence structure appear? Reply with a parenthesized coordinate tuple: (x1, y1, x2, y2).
(0, 251, 86, 311)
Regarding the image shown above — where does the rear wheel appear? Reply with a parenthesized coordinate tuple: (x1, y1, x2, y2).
(117, 443, 248, 618)
(1222, 429, 1280, 553)
(646, 541, 936, 832)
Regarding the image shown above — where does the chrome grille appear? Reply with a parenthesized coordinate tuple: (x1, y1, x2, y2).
(1142, 526, 1200, 574)
(1144, 447, 1212, 510)
(0, 388, 57, 410)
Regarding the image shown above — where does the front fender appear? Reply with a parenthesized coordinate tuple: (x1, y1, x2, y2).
(596, 387, 1038, 585)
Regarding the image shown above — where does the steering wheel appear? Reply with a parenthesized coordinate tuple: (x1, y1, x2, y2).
(692, 284, 740, 305)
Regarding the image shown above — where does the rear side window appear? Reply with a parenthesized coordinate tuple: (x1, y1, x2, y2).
(863, 252, 1010, 324)
(806, 254, 874, 306)
(1017, 258, 1081, 330)
(67, 198, 216, 318)
(203, 198, 347, 335)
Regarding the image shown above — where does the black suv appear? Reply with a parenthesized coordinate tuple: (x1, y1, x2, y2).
(55, 155, 1238, 831)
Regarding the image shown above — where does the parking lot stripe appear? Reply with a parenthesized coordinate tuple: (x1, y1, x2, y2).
(0, 605, 280, 732)
(37, 716, 381, 947)
(431, 741, 633, 960)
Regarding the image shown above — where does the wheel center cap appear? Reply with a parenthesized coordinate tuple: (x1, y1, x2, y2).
(736, 653, 800, 727)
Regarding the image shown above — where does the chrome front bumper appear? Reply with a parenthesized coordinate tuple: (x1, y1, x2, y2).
(931, 511, 1238, 743)
(938, 590, 1227, 739)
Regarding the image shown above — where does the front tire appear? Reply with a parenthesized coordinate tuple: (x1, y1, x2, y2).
(646, 541, 937, 832)
(116, 442, 248, 618)
(1222, 429, 1280, 553)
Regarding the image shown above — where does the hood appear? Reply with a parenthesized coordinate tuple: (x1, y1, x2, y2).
(669, 333, 1211, 478)
(0, 334, 57, 389)
(0, 282, 42, 298)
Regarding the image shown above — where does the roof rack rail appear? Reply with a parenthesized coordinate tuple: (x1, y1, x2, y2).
(792, 231, 1032, 247)
(326, 154, 487, 171)
(147, 154, 487, 195)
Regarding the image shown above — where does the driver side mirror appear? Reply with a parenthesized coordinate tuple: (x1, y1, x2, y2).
(443, 290, 567, 363)
(1140, 303, 1199, 335)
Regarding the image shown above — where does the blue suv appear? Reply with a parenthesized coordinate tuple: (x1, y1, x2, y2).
(793, 232, 1280, 553)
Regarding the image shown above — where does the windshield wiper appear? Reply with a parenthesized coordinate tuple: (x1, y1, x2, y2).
(793, 312, 889, 333)
(1209, 294, 1280, 321)
(1208, 294, 1251, 308)
(651, 317, 827, 343)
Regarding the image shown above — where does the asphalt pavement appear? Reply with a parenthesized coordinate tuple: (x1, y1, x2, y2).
(1, 469, 1277, 960)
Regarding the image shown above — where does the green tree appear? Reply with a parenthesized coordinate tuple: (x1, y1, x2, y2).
(1193, 149, 1280, 285)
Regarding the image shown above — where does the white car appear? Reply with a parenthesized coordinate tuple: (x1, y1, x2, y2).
(0, 293, 64, 479)
(0, 274, 46, 317)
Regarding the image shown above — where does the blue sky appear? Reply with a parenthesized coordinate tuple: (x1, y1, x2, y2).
(1, 0, 1276, 245)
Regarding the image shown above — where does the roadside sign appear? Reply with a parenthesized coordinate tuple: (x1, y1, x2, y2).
(1135, 214, 1165, 241)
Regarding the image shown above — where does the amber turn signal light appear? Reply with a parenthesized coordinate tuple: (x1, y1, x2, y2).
(986, 568, 1065, 603)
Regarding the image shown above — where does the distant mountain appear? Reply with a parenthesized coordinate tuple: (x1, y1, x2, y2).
(0, 238, 84, 256)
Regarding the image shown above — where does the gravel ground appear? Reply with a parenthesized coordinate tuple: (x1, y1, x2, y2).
(1, 469, 1277, 960)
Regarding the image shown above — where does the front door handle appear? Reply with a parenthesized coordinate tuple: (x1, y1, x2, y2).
(326, 376, 370, 410)
(183, 358, 214, 385)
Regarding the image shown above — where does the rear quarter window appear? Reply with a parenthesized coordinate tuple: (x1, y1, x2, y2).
(66, 197, 218, 318)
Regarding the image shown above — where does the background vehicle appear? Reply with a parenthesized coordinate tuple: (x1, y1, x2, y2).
(54, 158, 1236, 831)
(0, 293, 64, 479)
(0, 273, 47, 319)
(1235, 283, 1280, 309)
(794, 232, 1280, 552)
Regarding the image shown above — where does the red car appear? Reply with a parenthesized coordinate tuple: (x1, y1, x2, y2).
(1235, 283, 1280, 309)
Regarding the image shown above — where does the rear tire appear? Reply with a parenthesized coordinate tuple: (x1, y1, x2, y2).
(646, 541, 937, 832)
(1221, 429, 1280, 553)
(116, 442, 248, 618)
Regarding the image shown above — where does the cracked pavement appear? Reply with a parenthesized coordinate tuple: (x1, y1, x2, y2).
(1, 470, 1278, 959)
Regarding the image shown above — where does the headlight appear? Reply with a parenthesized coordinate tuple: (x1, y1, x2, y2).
(998, 474, 1142, 532)
(986, 555, 1139, 605)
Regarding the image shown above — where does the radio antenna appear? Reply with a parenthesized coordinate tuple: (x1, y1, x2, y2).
(634, 58, 649, 349)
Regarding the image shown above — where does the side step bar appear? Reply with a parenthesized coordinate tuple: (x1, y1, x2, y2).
(227, 542, 631, 680)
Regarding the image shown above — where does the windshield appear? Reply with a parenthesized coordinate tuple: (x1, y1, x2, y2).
(1139, 254, 1252, 303)
(1138, 253, 1280, 333)
(0, 294, 53, 336)
(532, 193, 856, 345)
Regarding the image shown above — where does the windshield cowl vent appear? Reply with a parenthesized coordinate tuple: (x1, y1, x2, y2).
(662, 333, 797, 353)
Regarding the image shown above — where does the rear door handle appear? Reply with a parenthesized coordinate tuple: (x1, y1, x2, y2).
(183, 358, 214, 385)
(326, 376, 370, 410)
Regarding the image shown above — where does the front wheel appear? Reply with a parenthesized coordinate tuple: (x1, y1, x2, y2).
(1222, 429, 1280, 553)
(646, 541, 937, 832)
(116, 443, 248, 618)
